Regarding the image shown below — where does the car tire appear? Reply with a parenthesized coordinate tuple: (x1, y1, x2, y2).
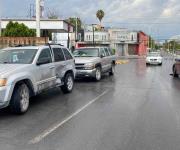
(61, 72, 74, 94)
(109, 63, 115, 76)
(146, 63, 149, 66)
(173, 66, 178, 78)
(159, 63, 162, 66)
(95, 67, 102, 81)
(10, 83, 30, 114)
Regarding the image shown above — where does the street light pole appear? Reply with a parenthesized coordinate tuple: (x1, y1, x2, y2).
(92, 24, 95, 46)
(75, 17, 78, 42)
(36, 0, 40, 37)
(0, 18, 1, 37)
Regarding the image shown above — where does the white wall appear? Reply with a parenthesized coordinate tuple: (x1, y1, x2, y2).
(109, 28, 138, 43)
(1, 19, 73, 32)
(84, 31, 109, 42)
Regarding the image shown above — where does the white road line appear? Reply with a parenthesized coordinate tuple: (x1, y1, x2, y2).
(28, 90, 109, 144)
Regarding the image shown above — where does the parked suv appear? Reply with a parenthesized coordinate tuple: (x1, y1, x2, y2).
(0, 44, 75, 114)
(73, 47, 116, 81)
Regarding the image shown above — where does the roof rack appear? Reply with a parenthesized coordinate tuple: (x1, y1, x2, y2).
(11, 44, 33, 47)
(45, 43, 64, 46)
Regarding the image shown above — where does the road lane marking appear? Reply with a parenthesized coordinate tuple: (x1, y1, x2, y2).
(28, 90, 109, 144)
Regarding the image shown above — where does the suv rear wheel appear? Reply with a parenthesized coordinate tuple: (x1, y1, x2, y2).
(10, 83, 30, 114)
(61, 73, 74, 93)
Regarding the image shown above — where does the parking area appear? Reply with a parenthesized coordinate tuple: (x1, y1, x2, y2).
(0, 58, 180, 150)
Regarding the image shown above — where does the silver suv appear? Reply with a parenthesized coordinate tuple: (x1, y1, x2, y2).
(0, 44, 75, 114)
(73, 47, 116, 81)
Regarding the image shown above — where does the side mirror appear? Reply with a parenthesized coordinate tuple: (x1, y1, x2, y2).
(100, 55, 104, 58)
(37, 58, 50, 66)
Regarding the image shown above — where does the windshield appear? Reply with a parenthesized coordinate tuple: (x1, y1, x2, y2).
(73, 48, 99, 57)
(0, 49, 37, 64)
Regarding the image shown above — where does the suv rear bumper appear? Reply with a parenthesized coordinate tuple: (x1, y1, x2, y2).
(76, 69, 96, 78)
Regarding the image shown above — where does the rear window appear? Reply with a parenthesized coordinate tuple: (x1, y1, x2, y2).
(62, 48, 73, 60)
(53, 48, 65, 62)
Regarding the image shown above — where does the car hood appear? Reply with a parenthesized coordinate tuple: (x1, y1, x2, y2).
(0, 64, 30, 77)
(146, 56, 162, 59)
(75, 57, 100, 64)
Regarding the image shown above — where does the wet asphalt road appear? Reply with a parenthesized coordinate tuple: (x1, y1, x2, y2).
(0, 58, 180, 150)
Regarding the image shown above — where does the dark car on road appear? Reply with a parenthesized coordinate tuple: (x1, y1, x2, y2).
(173, 57, 180, 77)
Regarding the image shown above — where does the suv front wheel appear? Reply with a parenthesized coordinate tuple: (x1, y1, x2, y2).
(10, 83, 30, 114)
(95, 67, 102, 81)
(109, 63, 115, 76)
(61, 72, 74, 93)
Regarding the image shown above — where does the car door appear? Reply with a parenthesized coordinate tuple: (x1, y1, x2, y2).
(104, 47, 112, 70)
(100, 48, 110, 72)
(52, 47, 66, 80)
(62, 48, 75, 74)
(36, 48, 56, 92)
(99, 48, 107, 72)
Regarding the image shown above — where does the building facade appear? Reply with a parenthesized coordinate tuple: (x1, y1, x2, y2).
(108, 28, 148, 56)
(108, 28, 138, 56)
(138, 31, 149, 55)
(0, 19, 73, 37)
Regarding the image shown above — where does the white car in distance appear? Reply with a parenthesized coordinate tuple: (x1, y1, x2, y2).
(146, 52, 163, 66)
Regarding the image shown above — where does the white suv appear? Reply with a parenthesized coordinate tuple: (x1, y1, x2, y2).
(0, 44, 75, 114)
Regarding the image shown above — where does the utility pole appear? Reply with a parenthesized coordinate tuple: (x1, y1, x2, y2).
(36, 0, 40, 37)
(0, 18, 1, 37)
(0, 2, 2, 37)
(75, 17, 78, 42)
(92, 24, 95, 46)
(67, 24, 70, 49)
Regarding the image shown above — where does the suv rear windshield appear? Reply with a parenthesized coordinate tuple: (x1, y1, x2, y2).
(0, 49, 37, 64)
(73, 48, 99, 57)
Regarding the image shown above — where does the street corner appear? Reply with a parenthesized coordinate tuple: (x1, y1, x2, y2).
(116, 60, 129, 65)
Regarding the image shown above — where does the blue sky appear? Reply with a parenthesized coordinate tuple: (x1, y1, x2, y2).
(1, 0, 180, 40)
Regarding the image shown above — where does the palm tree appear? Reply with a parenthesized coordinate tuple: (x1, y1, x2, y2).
(96, 10, 105, 26)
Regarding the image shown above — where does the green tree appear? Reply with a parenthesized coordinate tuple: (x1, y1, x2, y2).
(66, 17, 82, 32)
(96, 10, 105, 26)
(2, 21, 36, 37)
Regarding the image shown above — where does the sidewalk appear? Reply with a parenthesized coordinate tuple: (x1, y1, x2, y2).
(117, 55, 146, 59)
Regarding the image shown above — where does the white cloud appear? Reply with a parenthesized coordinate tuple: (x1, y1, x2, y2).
(1, 0, 180, 39)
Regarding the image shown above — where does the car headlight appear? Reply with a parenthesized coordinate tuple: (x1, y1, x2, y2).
(0, 79, 7, 87)
(84, 63, 95, 70)
(146, 58, 150, 62)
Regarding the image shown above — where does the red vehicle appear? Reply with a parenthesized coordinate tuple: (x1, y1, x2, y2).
(173, 58, 180, 77)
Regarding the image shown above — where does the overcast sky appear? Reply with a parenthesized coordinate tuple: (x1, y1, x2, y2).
(1, 0, 180, 40)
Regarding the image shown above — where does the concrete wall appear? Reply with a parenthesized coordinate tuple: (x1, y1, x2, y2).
(0, 37, 49, 48)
